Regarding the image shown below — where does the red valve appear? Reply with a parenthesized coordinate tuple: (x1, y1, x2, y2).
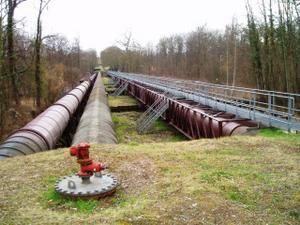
(70, 143, 105, 178)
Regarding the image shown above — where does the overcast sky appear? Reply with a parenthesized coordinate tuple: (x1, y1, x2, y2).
(15, 0, 248, 54)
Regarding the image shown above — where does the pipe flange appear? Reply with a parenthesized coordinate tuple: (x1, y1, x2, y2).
(55, 173, 118, 199)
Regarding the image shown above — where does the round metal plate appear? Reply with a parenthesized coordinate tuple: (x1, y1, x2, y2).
(55, 173, 118, 199)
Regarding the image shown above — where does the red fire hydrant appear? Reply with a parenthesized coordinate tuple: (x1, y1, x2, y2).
(56, 142, 118, 199)
(70, 143, 105, 179)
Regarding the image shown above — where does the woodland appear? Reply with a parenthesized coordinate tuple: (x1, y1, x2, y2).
(0, 0, 98, 139)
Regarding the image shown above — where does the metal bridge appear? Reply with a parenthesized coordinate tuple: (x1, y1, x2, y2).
(107, 71, 300, 137)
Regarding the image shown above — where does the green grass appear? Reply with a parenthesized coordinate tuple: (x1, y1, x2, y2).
(40, 176, 98, 214)
(152, 119, 169, 131)
(259, 127, 300, 146)
(102, 77, 114, 86)
(112, 111, 186, 143)
(42, 188, 98, 214)
(108, 95, 138, 107)
(259, 127, 299, 138)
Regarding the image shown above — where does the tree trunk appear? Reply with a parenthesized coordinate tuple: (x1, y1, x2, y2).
(246, 3, 264, 89)
(35, 10, 42, 108)
(232, 34, 237, 87)
(226, 35, 229, 86)
(278, 0, 289, 92)
(7, 0, 20, 106)
(269, 0, 275, 90)
(35, 0, 51, 108)
(34, 22, 42, 108)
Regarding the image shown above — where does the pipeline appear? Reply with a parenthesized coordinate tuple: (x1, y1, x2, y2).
(112, 77, 257, 139)
(0, 74, 96, 160)
(72, 73, 117, 145)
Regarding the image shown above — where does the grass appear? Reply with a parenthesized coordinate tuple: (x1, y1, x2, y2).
(102, 76, 114, 86)
(102, 77, 116, 93)
(0, 134, 299, 224)
(259, 127, 300, 146)
(42, 188, 98, 214)
(108, 95, 138, 107)
(40, 176, 98, 214)
(112, 111, 186, 143)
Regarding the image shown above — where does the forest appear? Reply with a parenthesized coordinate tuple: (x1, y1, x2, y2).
(102, 0, 300, 94)
(0, 0, 98, 139)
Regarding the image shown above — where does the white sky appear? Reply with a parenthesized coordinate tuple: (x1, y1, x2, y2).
(15, 0, 248, 54)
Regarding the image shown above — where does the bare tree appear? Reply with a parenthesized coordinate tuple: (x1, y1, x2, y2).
(34, 0, 51, 108)
(117, 31, 133, 51)
(232, 19, 238, 87)
(7, 0, 26, 106)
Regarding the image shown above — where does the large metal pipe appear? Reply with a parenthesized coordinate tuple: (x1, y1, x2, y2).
(0, 76, 95, 160)
(72, 73, 117, 145)
(118, 79, 257, 139)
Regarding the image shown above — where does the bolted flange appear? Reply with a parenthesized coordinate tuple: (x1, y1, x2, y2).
(55, 173, 118, 200)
